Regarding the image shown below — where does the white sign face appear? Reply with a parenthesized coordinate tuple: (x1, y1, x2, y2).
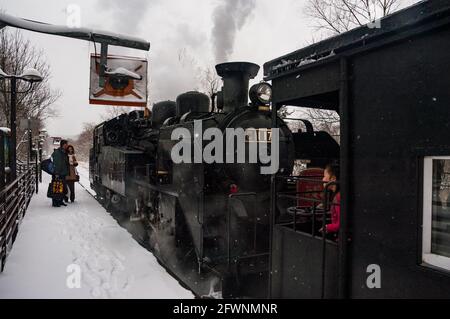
(19, 119, 39, 130)
(89, 54, 148, 107)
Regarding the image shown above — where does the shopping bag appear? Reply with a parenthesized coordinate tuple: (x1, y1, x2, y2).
(47, 178, 64, 199)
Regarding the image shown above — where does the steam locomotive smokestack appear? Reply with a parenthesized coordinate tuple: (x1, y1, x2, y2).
(215, 62, 260, 113)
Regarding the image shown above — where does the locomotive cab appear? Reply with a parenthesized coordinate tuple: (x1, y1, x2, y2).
(266, 0, 450, 299)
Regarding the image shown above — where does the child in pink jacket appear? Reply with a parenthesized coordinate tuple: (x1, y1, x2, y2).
(321, 163, 340, 234)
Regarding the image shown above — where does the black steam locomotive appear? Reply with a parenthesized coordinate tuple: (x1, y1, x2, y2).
(90, 62, 301, 298)
(93, 0, 450, 299)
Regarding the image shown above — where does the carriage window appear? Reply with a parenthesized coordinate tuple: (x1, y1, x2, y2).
(422, 157, 450, 271)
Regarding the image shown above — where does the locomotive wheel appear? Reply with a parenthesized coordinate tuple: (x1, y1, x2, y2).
(103, 189, 117, 212)
(111, 194, 121, 206)
(97, 185, 111, 208)
(93, 184, 106, 204)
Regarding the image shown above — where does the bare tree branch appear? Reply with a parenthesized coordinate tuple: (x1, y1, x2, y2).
(73, 122, 97, 161)
(0, 29, 60, 161)
(101, 106, 135, 121)
(304, 0, 407, 36)
(197, 66, 221, 110)
(301, 0, 417, 140)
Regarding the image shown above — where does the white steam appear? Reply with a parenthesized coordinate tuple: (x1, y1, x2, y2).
(212, 0, 256, 63)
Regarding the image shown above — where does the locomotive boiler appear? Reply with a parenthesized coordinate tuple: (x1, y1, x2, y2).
(90, 62, 295, 298)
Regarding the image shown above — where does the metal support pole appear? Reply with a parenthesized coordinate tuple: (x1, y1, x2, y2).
(38, 147, 42, 183)
(27, 119, 32, 168)
(9, 77, 17, 181)
(268, 99, 279, 299)
(35, 149, 39, 194)
(0, 132, 4, 190)
(99, 43, 108, 88)
(338, 57, 350, 299)
(321, 189, 330, 299)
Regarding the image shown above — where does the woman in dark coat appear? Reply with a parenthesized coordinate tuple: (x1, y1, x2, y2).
(65, 144, 79, 202)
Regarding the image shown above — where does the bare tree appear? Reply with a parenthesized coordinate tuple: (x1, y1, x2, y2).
(0, 29, 60, 125)
(198, 66, 221, 100)
(178, 47, 199, 69)
(302, 0, 416, 141)
(302, 108, 340, 142)
(74, 122, 97, 162)
(278, 106, 295, 119)
(101, 106, 135, 121)
(0, 29, 61, 160)
(304, 0, 405, 35)
(177, 48, 221, 106)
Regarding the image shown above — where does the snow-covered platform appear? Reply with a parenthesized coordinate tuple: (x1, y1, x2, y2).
(0, 166, 193, 299)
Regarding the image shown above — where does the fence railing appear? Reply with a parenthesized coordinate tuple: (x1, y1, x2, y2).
(0, 163, 37, 271)
(271, 174, 340, 298)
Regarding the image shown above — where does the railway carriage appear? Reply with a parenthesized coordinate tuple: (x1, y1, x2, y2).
(266, 0, 450, 298)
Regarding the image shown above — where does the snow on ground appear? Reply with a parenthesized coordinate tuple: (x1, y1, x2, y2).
(0, 164, 193, 299)
(77, 162, 96, 196)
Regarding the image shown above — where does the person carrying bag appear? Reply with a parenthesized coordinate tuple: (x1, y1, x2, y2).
(65, 144, 79, 203)
(41, 158, 54, 175)
(47, 176, 65, 201)
(51, 139, 70, 207)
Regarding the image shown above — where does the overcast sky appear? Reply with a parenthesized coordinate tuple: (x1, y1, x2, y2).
(0, 0, 419, 138)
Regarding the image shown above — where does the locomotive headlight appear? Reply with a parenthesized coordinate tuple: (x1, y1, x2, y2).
(249, 83, 272, 106)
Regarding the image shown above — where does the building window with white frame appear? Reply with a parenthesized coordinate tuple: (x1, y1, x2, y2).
(423, 157, 450, 271)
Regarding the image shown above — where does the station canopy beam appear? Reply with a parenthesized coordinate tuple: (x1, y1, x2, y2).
(0, 12, 150, 88)
(0, 12, 150, 51)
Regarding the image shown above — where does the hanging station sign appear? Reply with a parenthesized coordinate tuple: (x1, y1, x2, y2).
(89, 54, 148, 107)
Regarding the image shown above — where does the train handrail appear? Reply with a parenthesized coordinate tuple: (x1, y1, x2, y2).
(321, 181, 338, 299)
(273, 173, 340, 299)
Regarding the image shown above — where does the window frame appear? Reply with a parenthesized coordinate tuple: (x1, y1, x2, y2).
(422, 156, 450, 271)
